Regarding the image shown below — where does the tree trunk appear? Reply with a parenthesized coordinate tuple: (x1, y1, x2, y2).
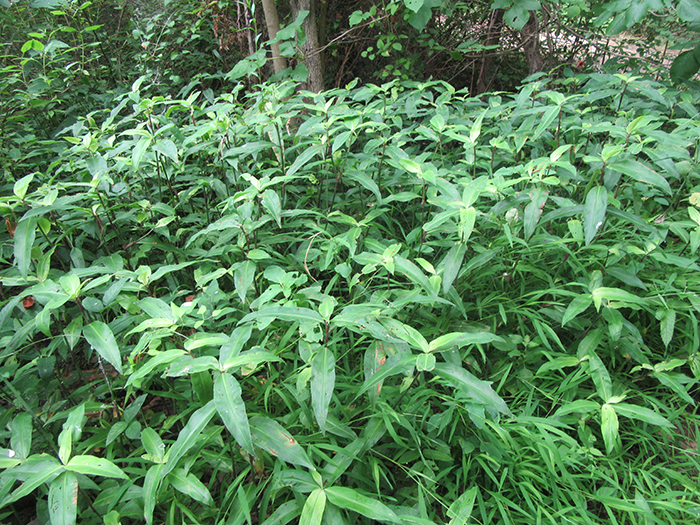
(261, 0, 287, 75)
(521, 12, 545, 75)
(476, 9, 504, 95)
(290, 0, 324, 93)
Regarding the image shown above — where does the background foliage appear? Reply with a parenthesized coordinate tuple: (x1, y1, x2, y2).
(1, 0, 700, 524)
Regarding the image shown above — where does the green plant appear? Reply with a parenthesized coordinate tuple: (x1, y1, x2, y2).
(0, 71, 698, 524)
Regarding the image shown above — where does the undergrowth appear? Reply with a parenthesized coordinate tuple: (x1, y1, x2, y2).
(1, 72, 699, 524)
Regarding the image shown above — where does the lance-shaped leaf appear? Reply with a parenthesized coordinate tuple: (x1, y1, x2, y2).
(65, 456, 128, 479)
(325, 486, 401, 524)
(428, 331, 503, 353)
(259, 500, 301, 525)
(612, 403, 673, 427)
(235, 260, 257, 304)
(601, 403, 620, 455)
(447, 486, 479, 525)
(83, 321, 123, 374)
(432, 363, 512, 417)
(299, 488, 326, 525)
(239, 306, 323, 325)
(1, 456, 63, 507)
(167, 468, 213, 506)
(523, 187, 548, 240)
(162, 400, 216, 478)
(358, 352, 416, 398)
(583, 186, 607, 246)
(144, 464, 164, 525)
(250, 416, 315, 470)
(14, 215, 37, 280)
(609, 159, 672, 196)
(48, 471, 78, 525)
(261, 189, 282, 228)
(311, 347, 335, 433)
(214, 373, 254, 455)
(442, 244, 466, 294)
(562, 295, 593, 326)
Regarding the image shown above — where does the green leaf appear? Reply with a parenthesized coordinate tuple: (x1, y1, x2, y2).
(385, 320, 429, 352)
(260, 500, 302, 525)
(416, 353, 436, 372)
(613, 403, 673, 428)
(222, 348, 281, 372)
(126, 349, 186, 387)
(442, 244, 466, 294)
(144, 464, 164, 524)
(592, 287, 646, 310)
(311, 347, 335, 433)
(359, 352, 415, 398)
(428, 331, 503, 353)
(588, 353, 612, 402)
(325, 486, 401, 524)
(562, 295, 593, 326)
(105, 421, 127, 446)
(140, 427, 166, 463)
(83, 321, 123, 374)
(48, 471, 78, 525)
(671, 50, 700, 85)
(299, 488, 326, 525)
(660, 308, 676, 348)
(536, 356, 581, 375)
(346, 171, 382, 203)
(214, 373, 254, 455)
(287, 144, 323, 178)
(162, 400, 216, 478)
(2, 457, 63, 506)
(447, 486, 479, 525)
(601, 403, 619, 455)
(608, 159, 672, 195)
(432, 363, 512, 417)
(167, 468, 213, 506)
(250, 416, 315, 470)
(654, 371, 696, 405)
(14, 215, 37, 280)
(533, 106, 559, 140)
(153, 139, 178, 163)
(235, 260, 257, 304)
(678, 0, 700, 23)
(523, 187, 548, 239)
(458, 206, 477, 243)
(583, 186, 607, 246)
(10, 412, 32, 459)
(132, 136, 152, 170)
(262, 189, 282, 228)
(553, 399, 600, 417)
(239, 306, 323, 325)
(65, 455, 128, 479)
(405, 0, 425, 13)
(13, 173, 34, 199)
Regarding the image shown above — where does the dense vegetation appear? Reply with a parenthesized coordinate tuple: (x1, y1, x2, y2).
(1, 1, 700, 525)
